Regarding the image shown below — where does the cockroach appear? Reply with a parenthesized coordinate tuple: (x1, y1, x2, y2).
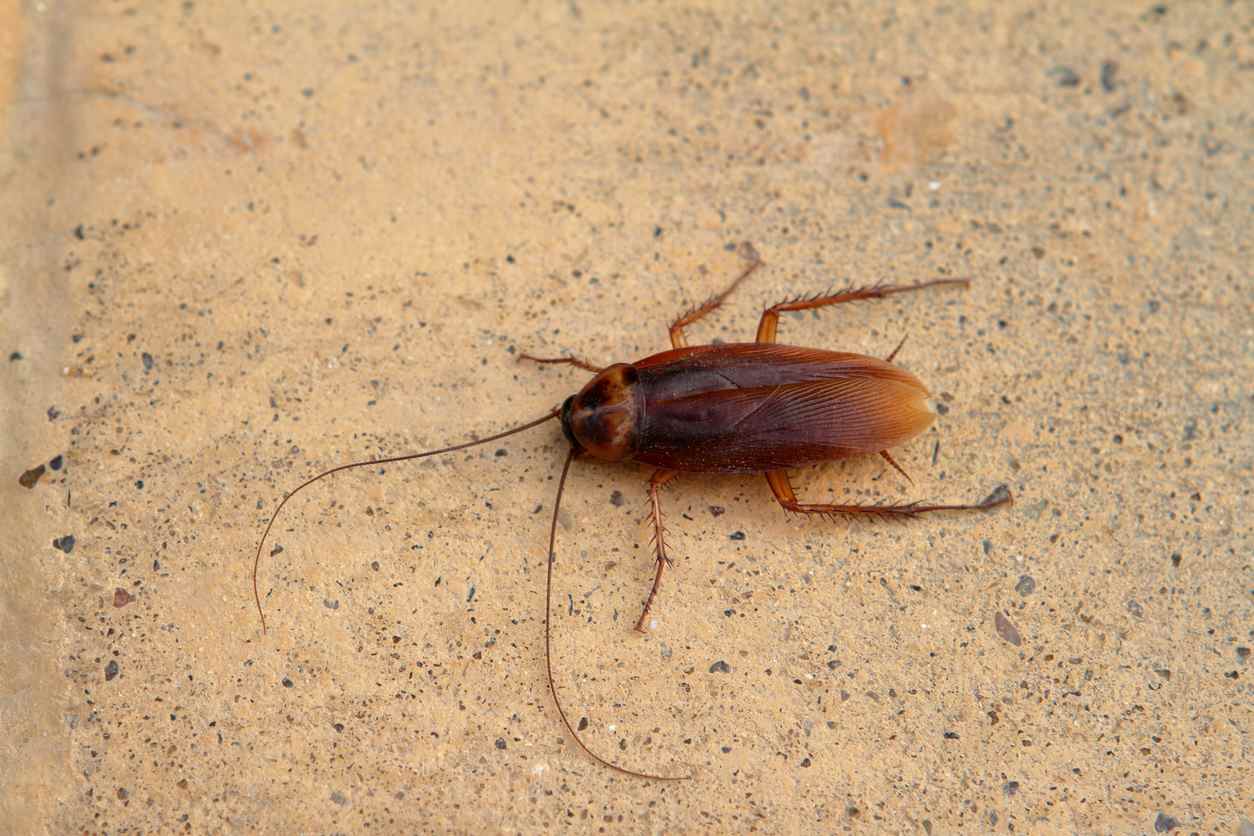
(253, 243, 1011, 780)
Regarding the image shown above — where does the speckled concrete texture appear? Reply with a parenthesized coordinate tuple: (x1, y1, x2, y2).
(2, 2, 1249, 833)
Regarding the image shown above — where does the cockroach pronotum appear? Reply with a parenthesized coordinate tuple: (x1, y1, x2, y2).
(253, 243, 1011, 780)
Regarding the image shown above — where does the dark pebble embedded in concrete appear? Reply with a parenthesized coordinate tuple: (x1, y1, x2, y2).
(49, 455, 63, 470)
(728, 531, 745, 541)
(609, 490, 624, 506)
(142, 352, 154, 371)
(1015, 575, 1036, 595)
(709, 660, 731, 673)
(113, 588, 132, 607)
(983, 484, 1012, 506)
(709, 505, 725, 516)
(1127, 599, 1144, 618)
(8, 351, 22, 361)
(495, 738, 507, 750)
(53, 535, 76, 553)
(1154, 812, 1179, 832)
(105, 660, 119, 681)
(1049, 66, 1081, 87)
(18, 464, 46, 488)
(1003, 780, 1019, 796)
(1100, 61, 1119, 92)
(995, 611, 1022, 646)
(282, 677, 294, 688)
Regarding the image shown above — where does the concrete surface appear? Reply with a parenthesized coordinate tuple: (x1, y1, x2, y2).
(2, 1, 1249, 833)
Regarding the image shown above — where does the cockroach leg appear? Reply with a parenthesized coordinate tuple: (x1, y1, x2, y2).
(885, 334, 909, 363)
(545, 453, 688, 781)
(667, 245, 762, 348)
(879, 450, 913, 485)
(518, 353, 604, 373)
(634, 469, 679, 632)
(754, 278, 970, 344)
(765, 469, 1010, 520)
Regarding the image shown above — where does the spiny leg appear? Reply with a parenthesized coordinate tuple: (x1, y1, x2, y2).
(755, 278, 969, 344)
(668, 242, 762, 348)
(885, 334, 908, 363)
(764, 469, 1010, 520)
(634, 469, 679, 633)
(518, 353, 603, 373)
(879, 450, 913, 485)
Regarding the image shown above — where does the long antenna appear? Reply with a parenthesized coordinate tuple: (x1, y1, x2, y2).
(543, 447, 691, 781)
(252, 409, 560, 633)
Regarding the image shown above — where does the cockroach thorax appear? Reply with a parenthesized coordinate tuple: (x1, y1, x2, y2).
(561, 363, 642, 462)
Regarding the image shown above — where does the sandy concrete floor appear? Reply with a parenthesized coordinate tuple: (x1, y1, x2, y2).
(2, 1, 1249, 833)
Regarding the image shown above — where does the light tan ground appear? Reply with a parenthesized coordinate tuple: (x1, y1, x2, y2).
(2, 2, 1249, 833)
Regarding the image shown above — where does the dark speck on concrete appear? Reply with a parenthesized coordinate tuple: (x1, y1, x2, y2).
(113, 588, 133, 607)
(49, 454, 63, 470)
(1003, 780, 1019, 796)
(495, 737, 507, 750)
(329, 791, 347, 806)
(1127, 599, 1144, 618)
(135, 479, 144, 490)
(282, 677, 294, 688)
(609, 489, 624, 506)
(995, 611, 1022, 646)
(709, 660, 731, 673)
(1236, 647, 1250, 663)
(53, 535, 76, 553)
(73, 224, 85, 240)
(1170, 552, 1181, 567)
(943, 731, 959, 739)
(8, 351, 21, 361)
(1154, 812, 1180, 832)
(494, 448, 507, 457)
(982, 538, 993, 555)
(800, 757, 811, 767)
(1015, 575, 1036, 596)
(1100, 61, 1119, 92)
(934, 401, 949, 415)
(982, 484, 1012, 506)
(105, 660, 119, 681)
(1049, 66, 1081, 87)
(18, 464, 46, 489)
(728, 531, 745, 541)
(709, 505, 725, 517)
(141, 352, 154, 372)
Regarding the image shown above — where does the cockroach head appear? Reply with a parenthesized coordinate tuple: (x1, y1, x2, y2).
(559, 363, 642, 462)
(559, 394, 583, 453)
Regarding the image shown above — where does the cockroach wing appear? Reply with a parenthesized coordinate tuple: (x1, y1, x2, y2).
(635, 372, 935, 474)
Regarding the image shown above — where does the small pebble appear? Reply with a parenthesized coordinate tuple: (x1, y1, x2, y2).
(995, 611, 1022, 646)
(1154, 812, 1179, 832)
(18, 465, 45, 489)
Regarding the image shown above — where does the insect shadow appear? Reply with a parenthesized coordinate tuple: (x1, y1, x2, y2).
(253, 243, 1011, 779)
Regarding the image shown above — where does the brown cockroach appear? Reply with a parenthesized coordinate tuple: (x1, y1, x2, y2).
(253, 244, 1011, 780)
